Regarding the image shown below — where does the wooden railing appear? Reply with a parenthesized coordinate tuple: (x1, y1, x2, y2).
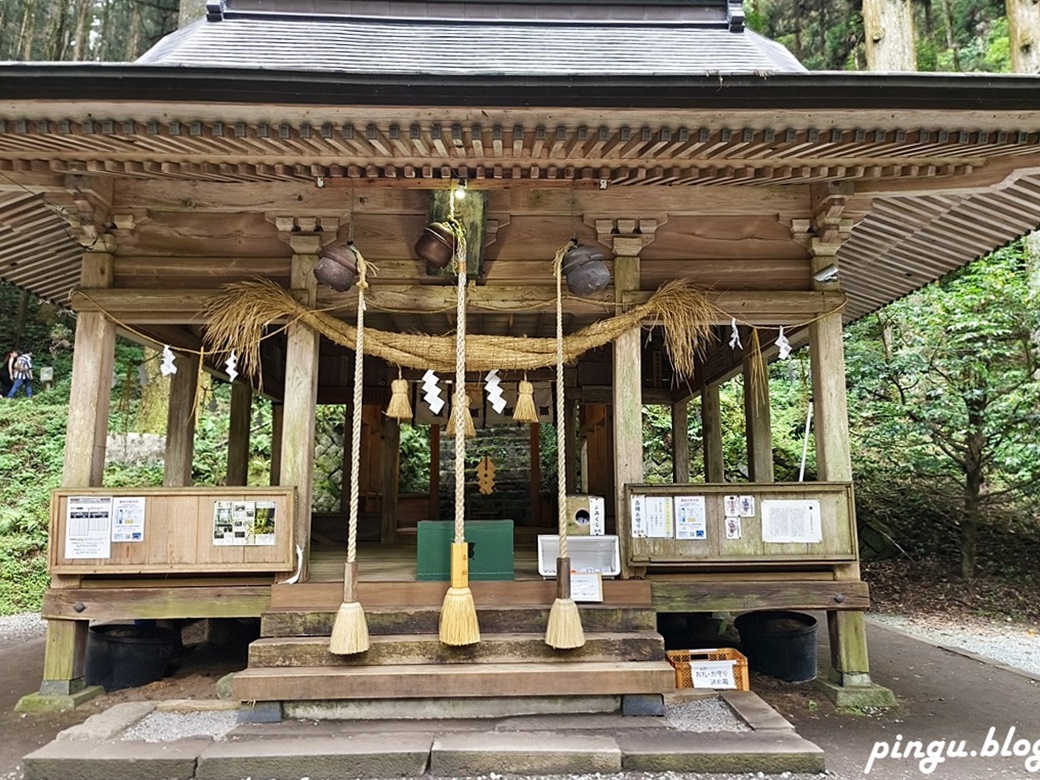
(49, 487, 296, 576)
(621, 482, 856, 567)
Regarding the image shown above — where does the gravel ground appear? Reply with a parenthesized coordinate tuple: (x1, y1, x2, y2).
(0, 612, 45, 650)
(666, 698, 750, 732)
(121, 710, 239, 743)
(869, 612, 1040, 677)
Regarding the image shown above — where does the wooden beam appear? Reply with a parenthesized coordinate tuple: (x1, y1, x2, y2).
(226, 380, 252, 486)
(69, 287, 847, 324)
(810, 310, 852, 482)
(42, 586, 272, 621)
(652, 579, 869, 613)
(269, 401, 284, 486)
(41, 619, 88, 694)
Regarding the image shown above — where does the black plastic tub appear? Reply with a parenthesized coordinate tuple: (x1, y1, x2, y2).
(734, 610, 818, 683)
(85, 624, 179, 691)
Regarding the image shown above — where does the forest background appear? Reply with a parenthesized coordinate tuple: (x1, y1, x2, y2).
(1, 0, 1040, 620)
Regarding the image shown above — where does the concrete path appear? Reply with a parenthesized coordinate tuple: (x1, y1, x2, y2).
(783, 618, 1040, 778)
(5, 618, 1040, 779)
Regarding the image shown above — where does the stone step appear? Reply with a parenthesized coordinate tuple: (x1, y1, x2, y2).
(261, 604, 657, 637)
(248, 631, 666, 668)
(233, 660, 677, 702)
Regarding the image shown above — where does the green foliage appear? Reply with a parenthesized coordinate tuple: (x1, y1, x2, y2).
(749, 0, 1010, 74)
(0, 0, 179, 62)
(399, 423, 431, 494)
(0, 534, 49, 615)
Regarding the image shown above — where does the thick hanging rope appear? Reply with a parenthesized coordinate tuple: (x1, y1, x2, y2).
(546, 242, 586, 649)
(329, 243, 370, 655)
(439, 228, 481, 646)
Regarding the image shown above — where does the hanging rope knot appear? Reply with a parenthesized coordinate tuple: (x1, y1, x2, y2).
(350, 242, 372, 290)
(552, 238, 578, 278)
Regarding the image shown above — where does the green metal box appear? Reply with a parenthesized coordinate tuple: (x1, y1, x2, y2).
(416, 520, 515, 581)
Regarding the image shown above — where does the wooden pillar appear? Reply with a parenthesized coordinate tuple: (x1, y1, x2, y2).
(269, 401, 284, 486)
(226, 380, 252, 486)
(163, 350, 199, 487)
(529, 423, 541, 525)
(672, 399, 689, 483)
(565, 397, 578, 494)
(279, 240, 321, 580)
(812, 307, 871, 684)
(48, 243, 116, 697)
(429, 423, 441, 519)
(611, 236, 646, 574)
(381, 418, 401, 543)
(701, 382, 725, 482)
(743, 352, 774, 483)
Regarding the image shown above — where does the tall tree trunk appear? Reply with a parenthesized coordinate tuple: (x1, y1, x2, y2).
(136, 348, 171, 434)
(937, 0, 961, 70)
(1007, 0, 1040, 74)
(178, 0, 208, 28)
(19, 0, 39, 60)
(13, 290, 29, 345)
(72, 0, 92, 61)
(862, 0, 917, 71)
(961, 395, 986, 580)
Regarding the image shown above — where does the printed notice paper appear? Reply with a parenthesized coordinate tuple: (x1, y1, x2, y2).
(111, 496, 146, 542)
(630, 494, 647, 537)
(66, 496, 113, 559)
(213, 500, 277, 546)
(674, 496, 707, 540)
(570, 573, 604, 603)
(645, 496, 674, 538)
(761, 499, 822, 544)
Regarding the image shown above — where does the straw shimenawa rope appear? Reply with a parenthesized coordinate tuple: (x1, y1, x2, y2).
(329, 244, 370, 655)
(204, 278, 716, 380)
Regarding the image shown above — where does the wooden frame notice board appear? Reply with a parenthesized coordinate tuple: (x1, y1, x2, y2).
(621, 482, 856, 567)
(50, 486, 297, 575)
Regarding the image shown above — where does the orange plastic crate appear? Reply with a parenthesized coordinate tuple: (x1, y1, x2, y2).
(666, 647, 749, 691)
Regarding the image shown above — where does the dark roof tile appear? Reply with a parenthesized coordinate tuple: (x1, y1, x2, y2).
(137, 16, 806, 74)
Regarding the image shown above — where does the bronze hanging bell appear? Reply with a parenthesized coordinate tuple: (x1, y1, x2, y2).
(561, 243, 611, 297)
(414, 221, 456, 269)
(314, 242, 360, 292)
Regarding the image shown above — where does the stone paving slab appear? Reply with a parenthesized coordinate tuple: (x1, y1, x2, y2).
(196, 734, 433, 780)
(430, 731, 622, 776)
(617, 729, 826, 774)
(24, 738, 208, 780)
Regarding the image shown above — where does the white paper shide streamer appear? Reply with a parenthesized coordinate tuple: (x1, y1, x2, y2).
(225, 350, 239, 382)
(160, 345, 178, 377)
(484, 369, 506, 414)
(728, 318, 742, 350)
(422, 369, 445, 414)
(775, 327, 791, 360)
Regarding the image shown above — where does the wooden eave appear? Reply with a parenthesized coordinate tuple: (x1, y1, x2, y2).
(2, 70, 1040, 390)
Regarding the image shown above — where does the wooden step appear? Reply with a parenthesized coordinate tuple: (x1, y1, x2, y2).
(262, 604, 658, 638)
(248, 631, 666, 668)
(233, 660, 676, 702)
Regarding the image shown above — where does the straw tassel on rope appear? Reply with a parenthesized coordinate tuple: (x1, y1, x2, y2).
(386, 375, 413, 420)
(513, 377, 539, 424)
(439, 228, 481, 646)
(546, 241, 586, 650)
(329, 244, 371, 656)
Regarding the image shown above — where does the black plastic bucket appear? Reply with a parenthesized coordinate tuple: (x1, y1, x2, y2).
(85, 624, 180, 691)
(735, 610, 818, 683)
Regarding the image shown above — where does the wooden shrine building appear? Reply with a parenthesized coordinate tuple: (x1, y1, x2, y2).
(2, 0, 1040, 712)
